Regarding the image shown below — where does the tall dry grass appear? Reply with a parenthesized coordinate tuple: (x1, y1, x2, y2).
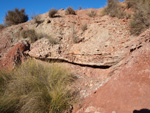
(0, 59, 77, 113)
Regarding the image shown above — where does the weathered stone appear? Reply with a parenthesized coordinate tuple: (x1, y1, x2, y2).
(73, 34, 150, 113)
(0, 40, 30, 70)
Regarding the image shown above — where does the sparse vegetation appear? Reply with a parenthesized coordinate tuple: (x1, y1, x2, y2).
(31, 13, 38, 20)
(65, 7, 76, 15)
(47, 36, 57, 44)
(104, 0, 150, 35)
(4, 8, 28, 26)
(126, 0, 137, 8)
(127, 0, 150, 35)
(0, 59, 77, 113)
(49, 9, 58, 18)
(87, 10, 97, 17)
(21, 29, 38, 43)
(81, 24, 87, 31)
(72, 24, 83, 43)
(0, 24, 5, 31)
(31, 14, 43, 24)
(99, 8, 107, 16)
(104, 0, 128, 19)
(21, 29, 57, 44)
(0, 71, 12, 96)
(72, 24, 78, 43)
(78, 6, 82, 10)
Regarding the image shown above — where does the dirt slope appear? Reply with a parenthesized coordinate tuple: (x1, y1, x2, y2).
(73, 30, 150, 113)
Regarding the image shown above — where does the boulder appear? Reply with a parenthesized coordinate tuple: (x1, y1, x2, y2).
(0, 40, 30, 70)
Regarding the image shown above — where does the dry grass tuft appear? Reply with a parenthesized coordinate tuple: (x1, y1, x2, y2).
(21, 29, 57, 44)
(65, 7, 76, 15)
(31, 14, 43, 24)
(81, 24, 88, 31)
(104, 0, 128, 19)
(49, 9, 58, 18)
(21, 29, 38, 43)
(87, 11, 97, 17)
(0, 59, 77, 113)
(127, 0, 150, 35)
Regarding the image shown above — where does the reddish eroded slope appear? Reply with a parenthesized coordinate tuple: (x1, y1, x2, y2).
(74, 30, 150, 113)
(0, 22, 31, 69)
(0, 40, 30, 70)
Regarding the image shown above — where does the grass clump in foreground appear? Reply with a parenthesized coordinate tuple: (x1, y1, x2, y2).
(0, 59, 77, 113)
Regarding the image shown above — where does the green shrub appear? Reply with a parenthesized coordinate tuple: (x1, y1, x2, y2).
(49, 9, 58, 18)
(129, 0, 150, 35)
(4, 8, 28, 26)
(87, 10, 97, 17)
(65, 7, 76, 15)
(0, 24, 5, 31)
(0, 59, 77, 113)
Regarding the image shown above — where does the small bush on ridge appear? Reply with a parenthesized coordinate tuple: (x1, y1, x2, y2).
(0, 59, 77, 113)
(31, 14, 43, 24)
(4, 8, 28, 26)
(65, 7, 76, 15)
(49, 9, 58, 18)
(87, 10, 97, 17)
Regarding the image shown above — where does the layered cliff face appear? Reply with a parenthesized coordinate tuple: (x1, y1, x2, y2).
(0, 8, 133, 68)
(0, 8, 150, 113)
(28, 9, 132, 67)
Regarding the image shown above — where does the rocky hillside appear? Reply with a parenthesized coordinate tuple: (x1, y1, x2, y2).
(1, 6, 150, 113)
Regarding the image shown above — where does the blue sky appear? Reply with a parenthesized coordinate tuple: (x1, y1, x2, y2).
(0, 0, 124, 24)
